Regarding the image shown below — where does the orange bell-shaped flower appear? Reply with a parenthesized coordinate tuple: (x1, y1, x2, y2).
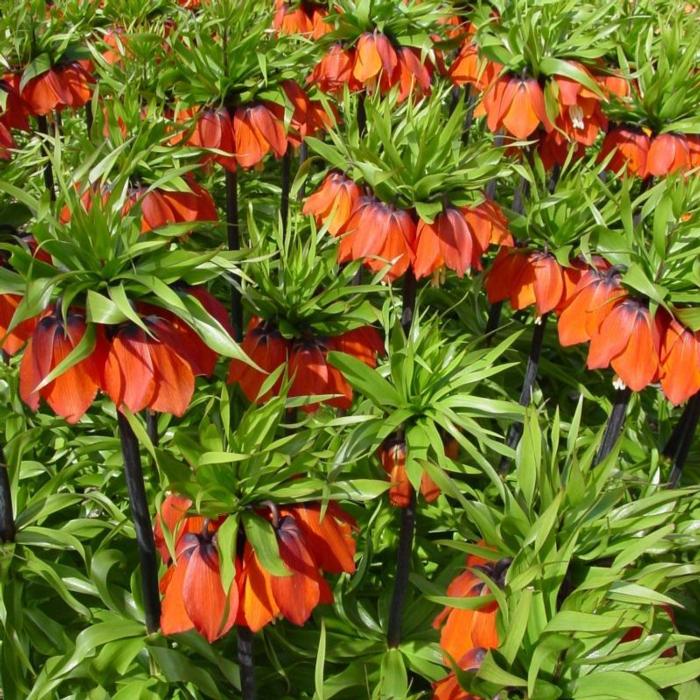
(587, 299, 661, 392)
(483, 76, 551, 139)
(658, 315, 700, 405)
(19, 308, 105, 423)
(303, 172, 362, 235)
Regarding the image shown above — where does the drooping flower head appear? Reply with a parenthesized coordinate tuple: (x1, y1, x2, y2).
(158, 497, 357, 638)
(19, 307, 105, 423)
(658, 315, 700, 405)
(303, 171, 362, 235)
(433, 550, 505, 665)
(228, 319, 383, 412)
(379, 437, 440, 507)
(338, 198, 416, 281)
(485, 249, 566, 317)
(587, 298, 661, 392)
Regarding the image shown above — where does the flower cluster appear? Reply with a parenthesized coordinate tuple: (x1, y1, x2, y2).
(2, 63, 93, 120)
(487, 252, 700, 400)
(228, 319, 383, 412)
(155, 495, 357, 641)
(304, 171, 512, 282)
(310, 33, 433, 103)
(171, 79, 330, 172)
(18, 288, 229, 422)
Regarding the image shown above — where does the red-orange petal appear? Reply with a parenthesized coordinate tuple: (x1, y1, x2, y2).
(182, 540, 237, 642)
(270, 516, 322, 626)
(160, 560, 194, 636)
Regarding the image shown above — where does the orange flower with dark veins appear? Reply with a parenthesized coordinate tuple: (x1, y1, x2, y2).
(308, 44, 357, 94)
(156, 496, 235, 642)
(58, 62, 93, 109)
(19, 308, 106, 423)
(587, 299, 661, 392)
(599, 126, 650, 177)
(0, 293, 36, 354)
(463, 199, 513, 269)
(485, 249, 565, 316)
(233, 103, 287, 169)
(273, 0, 313, 35)
(228, 321, 383, 411)
(338, 199, 416, 281)
(282, 503, 357, 574)
(153, 494, 207, 562)
(658, 315, 700, 405)
(0, 73, 30, 131)
(303, 172, 362, 235)
(21, 63, 93, 116)
(238, 513, 333, 631)
(483, 76, 552, 139)
(182, 107, 237, 172)
(132, 176, 217, 233)
(288, 339, 353, 411)
(557, 264, 625, 347)
(146, 291, 231, 378)
(352, 32, 399, 91)
(228, 318, 289, 403)
(273, 1, 331, 39)
(552, 63, 607, 146)
(160, 529, 238, 642)
(396, 47, 432, 102)
(327, 326, 384, 368)
(281, 80, 334, 147)
(21, 69, 71, 116)
(687, 135, 700, 168)
(433, 551, 503, 665)
(449, 40, 501, 93)
(100, 309, 199, 416)
(157, 497, 356, 636)
(414, 208, 475, 280)
(597, 72, 629, 101)
(0, 122, 13, 159)
(647, 133, 691, 177)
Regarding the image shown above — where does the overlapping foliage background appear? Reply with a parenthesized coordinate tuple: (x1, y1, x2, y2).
(1, 0, 700, 698)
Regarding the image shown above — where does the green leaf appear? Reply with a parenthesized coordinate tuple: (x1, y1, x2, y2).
(149, 646, 223, 700)
(108, 285, 148, 331)
(178, 293, 248, 361)
(314, 618, 326, 700)
(378, 649, 408, 699)
(327, 351, 401, 408)
(86, 290, 128, 324)
(545, 611, 624, 634)
(216, 515, 239, 594)
(642, 659, 700, 689)
(7, 279, 54, 333)
(501, 588, 532, 665)
(571, 671, 663, 700)
(478, 653, 527, 687)
(516, 406, 541, 509)
(19, 54, 52, 91)
(415, 201, 444, 224)
(622, 264, 667, 305)
(304, 137, 349, 172)
(241, 512, 290, 577)
(538, 57, 605, 98)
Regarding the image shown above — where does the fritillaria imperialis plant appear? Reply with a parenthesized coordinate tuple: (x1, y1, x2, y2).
(0, 0, 699, 699)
